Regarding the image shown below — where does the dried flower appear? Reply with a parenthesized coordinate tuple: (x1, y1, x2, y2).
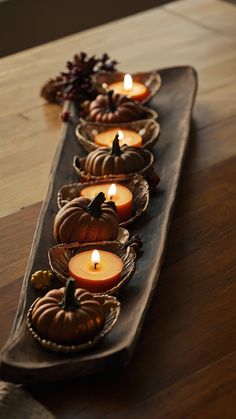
(61, 111, 70, 122)
(41, 51, 118, 115)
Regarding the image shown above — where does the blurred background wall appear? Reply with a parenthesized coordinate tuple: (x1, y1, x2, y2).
(0, 0, 177, 57)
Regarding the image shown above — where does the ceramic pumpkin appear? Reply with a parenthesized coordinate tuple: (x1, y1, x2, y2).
(31, 278, 105, 345)
(88, 90, 143, 123)
(84, 134, 147, 176)
(54, 192, 119, 243)
(31, 270, 53, 290)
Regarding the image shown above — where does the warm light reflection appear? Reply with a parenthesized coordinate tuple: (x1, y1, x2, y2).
(124, 73, 133, 91)
(91, 249, 100, 269)
(118, 130, 124, 140)
(108, 183, 117, 200)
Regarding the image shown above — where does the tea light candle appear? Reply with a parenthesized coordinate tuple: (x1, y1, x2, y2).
(80, 183, 133, 222)
(68, 249, 123, 292)
(109, 73, 148, 102)
(94, 128, 142, 148)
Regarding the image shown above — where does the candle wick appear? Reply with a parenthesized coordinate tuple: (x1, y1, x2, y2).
(94, 262, 98, 270)
(109, 195, 113, 200)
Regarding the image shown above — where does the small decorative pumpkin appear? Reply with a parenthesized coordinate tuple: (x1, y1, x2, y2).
(31, 270, 53, 290)
(54, 192, 119, 243)
(31, 278, 105, 345)
(88, 90, 143, 123)
(85, 134, 147, 176)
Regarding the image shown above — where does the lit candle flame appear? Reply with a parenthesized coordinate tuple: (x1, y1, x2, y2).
(91, 249, 100, 269)
(108, 183, 117, 200)
(118, 130, 124, 140)
(124, 73, 133, 91)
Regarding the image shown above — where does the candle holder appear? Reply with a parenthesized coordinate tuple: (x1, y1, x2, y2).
(57, 175, 149, 227)
(48, 238, 141, 294)
(84, 102, 158, 124)
(92, 71, 161, 105)
(26, 293, 120, 354)
(81, 105, 157, 125)
(75, 119, 160, 153)
(73, 149, 155, 182)
(81, 94, 158, 124)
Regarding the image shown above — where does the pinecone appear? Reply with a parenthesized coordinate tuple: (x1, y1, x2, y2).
(40, 77, 63, 104)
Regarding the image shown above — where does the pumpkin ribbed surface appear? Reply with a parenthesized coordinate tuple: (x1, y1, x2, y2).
(54, 193, 119, 244)
(85, 135, 147, 176)
(31, 283, 105, 345)
(88, 91, 143, 123)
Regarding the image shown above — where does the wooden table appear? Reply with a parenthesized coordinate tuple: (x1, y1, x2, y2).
(1, 0, 236, 416)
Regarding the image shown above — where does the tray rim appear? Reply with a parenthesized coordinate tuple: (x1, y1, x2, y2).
(0, 65, 198, 383)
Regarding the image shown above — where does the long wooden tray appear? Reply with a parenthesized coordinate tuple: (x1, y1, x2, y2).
(0, 66, 197, 384)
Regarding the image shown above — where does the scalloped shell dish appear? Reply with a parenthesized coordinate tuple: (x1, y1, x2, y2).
(73, 149, 154, 183)
(57, 174, 149, 227)
(81, 104, 157, 125)
(93, 71, 161, 105)
(75, 119, 160, 153)
(48, 240, 137, 295)
(27, 294, 120, 354)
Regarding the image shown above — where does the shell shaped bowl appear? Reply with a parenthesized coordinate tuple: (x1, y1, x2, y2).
(80, 104, 158, 125)
(92, 70, 162, 105)
(57, 174, 149, 227)
(73, 149, 154, 182)
(26, 294, 120, 354)
(48, 240, 138, 295)
(75, 119, 160, 153)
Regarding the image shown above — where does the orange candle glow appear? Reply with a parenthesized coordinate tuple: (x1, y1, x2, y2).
(109, 73, 149, 102)
(68, 249, 123, 292)
(80, 183, 133, 222)
(94, 128, 142, 148)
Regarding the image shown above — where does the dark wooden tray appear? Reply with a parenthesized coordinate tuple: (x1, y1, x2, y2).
(0, 66, 197, 384)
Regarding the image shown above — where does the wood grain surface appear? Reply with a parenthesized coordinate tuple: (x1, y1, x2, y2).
(1, 0, 236, 417)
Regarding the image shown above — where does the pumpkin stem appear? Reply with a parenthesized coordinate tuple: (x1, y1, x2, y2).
(107, 90, 116, 112)
(86, 192, 106, 218)
(111, 134, 122, 156)
(59, 278, 80, 311)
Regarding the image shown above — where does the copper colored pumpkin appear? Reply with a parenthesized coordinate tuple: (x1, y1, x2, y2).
(85, 134, 147, 176)
(54, 192, 119, 243)
(31, 278, 105, 345)
(88, 90, 143, 123)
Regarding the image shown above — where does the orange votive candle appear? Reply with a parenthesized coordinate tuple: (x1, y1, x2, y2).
(94, 128, 142, 148)
(109, 74, 148, 102)
(80, 183, 133, 222)
(68, 249, 123, 292)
